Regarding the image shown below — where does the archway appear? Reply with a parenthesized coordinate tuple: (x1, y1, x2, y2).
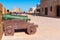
(56, 5, 60, 17)
(45, 7, 48, 15)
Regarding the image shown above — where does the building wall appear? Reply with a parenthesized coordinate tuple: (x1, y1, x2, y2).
(40, 0, 60, 17)
(0, 3, 3, 40)
(0, 3, 3, 20)
(3, 7, 7, 14)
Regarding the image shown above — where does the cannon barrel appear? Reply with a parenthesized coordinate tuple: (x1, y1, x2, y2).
(2, 14, 30, 22)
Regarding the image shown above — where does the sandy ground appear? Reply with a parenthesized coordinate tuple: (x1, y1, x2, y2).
(2, 15, 60, 40)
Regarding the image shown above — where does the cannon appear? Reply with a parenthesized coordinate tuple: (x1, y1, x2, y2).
(3, 20, 38, 36)
(2, 14, 30, 22)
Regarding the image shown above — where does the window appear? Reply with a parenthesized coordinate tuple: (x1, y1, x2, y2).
(37, 9, 40, 12)
(42, 8, 43, 11)
(50, 6, 52, 11)
(45, 7, 48, 15)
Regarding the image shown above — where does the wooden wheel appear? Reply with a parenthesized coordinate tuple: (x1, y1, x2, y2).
(4, 26, 14, 36)
(27, 25, 36, 35)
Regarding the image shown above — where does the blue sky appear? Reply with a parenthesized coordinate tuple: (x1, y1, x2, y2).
(0, 0, 40, 12)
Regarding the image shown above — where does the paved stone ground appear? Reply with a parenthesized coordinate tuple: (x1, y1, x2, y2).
(2, 15, 60, 40)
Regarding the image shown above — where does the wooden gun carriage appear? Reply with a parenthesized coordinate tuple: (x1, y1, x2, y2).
(3, 20, 38, 36)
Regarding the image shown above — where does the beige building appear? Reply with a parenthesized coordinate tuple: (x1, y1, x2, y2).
(34, 4, 40, 16)
(11, 7, 22, 12)
(28, 7, 36, 13)
(3, 7, 7, 14)
(40, 0, 60, 17)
